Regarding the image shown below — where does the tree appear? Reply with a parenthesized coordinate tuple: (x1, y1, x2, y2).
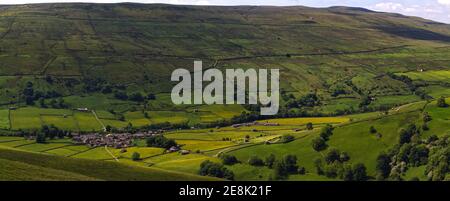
(248, 156, 264, 166)
(36, 132, 46, 144)
(376, 153, 391, 179)
(340, 151, 351, 162)
(114, 91, 128, 100)
(273, 160, 287, 180)
(399, 129, 413, 144)
(369, 126, 377, 134)
(105, 125, 112, 132)
(221, 155, 239, 165)
(131, 152, 141, 161)
(422, 122, 429, 131)
(101, 85, 112, 94)
(359, 95, 372, 107)
(38, 98, 47, 108)
(117, 114, 125, 121)
(147, 93, 156, 100)
(352, 163, 368, 181)
(283, 155, 298, 173)
(199, 160, 234, 180)
(314, 159, 324, 175)
(436, 96, 447, 107)
(298, 167, 306, 175)
(422, 112, 432, 122)
(146, 135, 177, 149)
(342, 165, 354, 181)
(312, 137, 327, 151)
(129, 92, 144, 102)
(306, 122, 313, 130)
(325, 149, 341, 164)
(319, 124, 333, 140)
(265, 154, 276, 168)
(281, 135, 295, 143)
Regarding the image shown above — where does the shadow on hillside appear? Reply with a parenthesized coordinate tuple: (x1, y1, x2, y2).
(377, 26, 450, 42)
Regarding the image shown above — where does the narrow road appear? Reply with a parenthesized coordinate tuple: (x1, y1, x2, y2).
(105, 145, 119, 162)
(92, 110, 106, 132)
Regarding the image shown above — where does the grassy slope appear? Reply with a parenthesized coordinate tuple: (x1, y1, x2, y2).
(0, 148, 220, 181)
(227, 110, 422, 180)
(0, 3, 449, 116)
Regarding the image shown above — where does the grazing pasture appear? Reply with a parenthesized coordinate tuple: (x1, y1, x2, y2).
(397, 70, 450, 83)
(257, 116, 349, 126)
(0, 148, 218, 181)
(0, 110, 10, 129)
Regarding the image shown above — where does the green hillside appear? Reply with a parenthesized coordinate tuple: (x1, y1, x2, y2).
(0, 147, 220, 181)
(0, 3, 449, 131)
(0, 3, 449, 181)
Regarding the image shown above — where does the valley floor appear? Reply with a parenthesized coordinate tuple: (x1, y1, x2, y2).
(1, 98, 448, 181)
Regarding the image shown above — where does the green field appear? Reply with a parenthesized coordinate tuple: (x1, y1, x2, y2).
(1, 98, 449, 181)
(0, 109, 9, 129)
(0, 148, 219, 181)
(258, 116, 349, 126)
(397, 70, 450, 83)
(0, 3, 450, 181)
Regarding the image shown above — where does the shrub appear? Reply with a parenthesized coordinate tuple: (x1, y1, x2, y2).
(325, 149, 341, 164)
(281, 135, 295, 143)
(221, 155, 239, 165)
(146, 135, 177, 149)
(352, 163, 368, 181)
(131, 152, 140, 161)
(265, 154, 276, 168)
(436, 96, 447, 107)
(35, 132, 46, 144)
(248, 156, 264, 166)
(199, 160, 234, 180)
(312, 137, 327, 151)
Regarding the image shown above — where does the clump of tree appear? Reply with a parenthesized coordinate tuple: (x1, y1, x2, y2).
(199, 160, 234, 180)
(425, 135, 449, 181)
(398, 124, 419, 144)
(220, 154, 239, 165)
(436, 96, 448, 108)
(375, 134, 449, 181)
(129, 92, 145, 102)
(359, 95, 372, 108)
(273, 155, 301, 180)
(319, 124, 334, 140)
(23, 81, 35, 105)
(281, 135, 295, 143)
(285, 93, 320, 109)
(131, 152, 141, 161)
(330, 85, 347, 97)
(35, 132, 46, 144)
(422, 112, 432, 131)
(311, 124, 334, 151)
(48, 97, 68, 109)
(387, 72, 416, 92)
(248, 156, 265, 166)
(114, 91, 128, 100)
(265, 154, 276, 168)
(28, 125, 70, 144)
(146, 135, 177, 149)
(314, 149, 367, 181)
(312, 137, 328, 152)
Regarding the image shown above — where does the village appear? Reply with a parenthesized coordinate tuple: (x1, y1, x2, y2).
(71, 130, 163, 149)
